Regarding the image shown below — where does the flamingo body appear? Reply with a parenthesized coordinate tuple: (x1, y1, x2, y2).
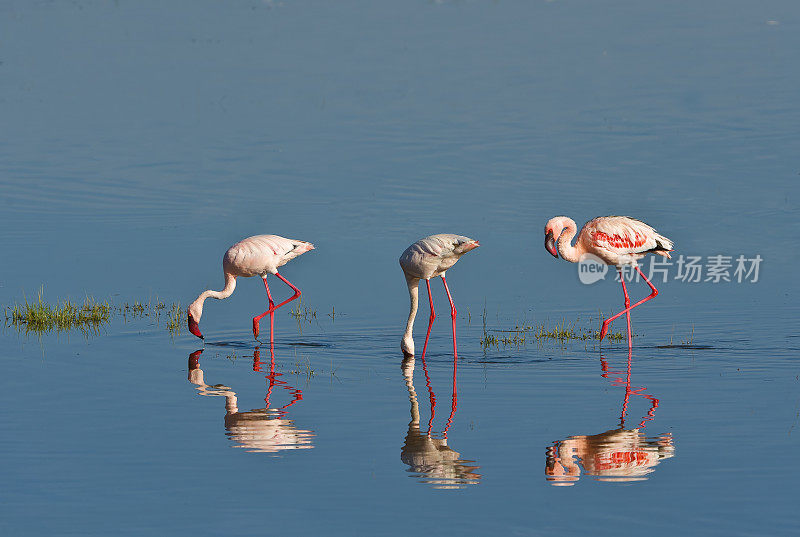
(399, 234, 476, 280)
(400, 234, 479, 356)
(544, 216, 674, 347)
(544, 216, 673, 266)
(223, 235, 314, 277)
(187, 234, 314, 340)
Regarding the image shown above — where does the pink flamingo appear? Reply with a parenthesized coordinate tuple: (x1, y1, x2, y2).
(399, 234, 480, 358)
(544, 216, 673, 347)
(187, 235, 314, 341)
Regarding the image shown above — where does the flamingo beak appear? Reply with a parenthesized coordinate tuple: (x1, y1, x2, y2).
(545, 231, 558, 258)
(188, 314, 204, 340)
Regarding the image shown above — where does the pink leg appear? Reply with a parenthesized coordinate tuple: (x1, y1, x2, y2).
(441, 275, 458, 360)
(252, 272, 302, 340)
(272, 272, 302, 311)
(621, 272, 632, 350)
(600, 266, 658, 343)
(252, 277, 275, 340)
(420, 279, 436, 361)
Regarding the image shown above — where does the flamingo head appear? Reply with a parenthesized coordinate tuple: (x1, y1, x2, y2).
(401, 333, 415, 357)
(544, 217, 566, 258)
(453, 237, 480, 255)
(187, 301, 204, 340)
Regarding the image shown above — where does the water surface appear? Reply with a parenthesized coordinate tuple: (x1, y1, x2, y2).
(1, 1, 798, 535)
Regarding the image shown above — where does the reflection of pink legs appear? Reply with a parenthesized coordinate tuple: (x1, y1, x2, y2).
(253, 342, 303, 418)
(600, 266, 659, 344)
(252, 272, 302, 340)
(601, 348, 660, 429)
(442, 354, 458, 438)
(420, 352, 437, 436)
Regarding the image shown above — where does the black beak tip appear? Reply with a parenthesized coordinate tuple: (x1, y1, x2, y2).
(545, 231, 558, 258)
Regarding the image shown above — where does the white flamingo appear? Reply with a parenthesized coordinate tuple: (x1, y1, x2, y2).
(187, 235, 314, 340)
(399, 234, 479, 358)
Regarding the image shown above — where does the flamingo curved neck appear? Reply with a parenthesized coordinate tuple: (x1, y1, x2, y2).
(402, 276, 419, 355)
(198, 272, 237, 307)
(557, 222, 583, 263)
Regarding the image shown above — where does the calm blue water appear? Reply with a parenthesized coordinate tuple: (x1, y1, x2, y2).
(1, 1, 799, 535)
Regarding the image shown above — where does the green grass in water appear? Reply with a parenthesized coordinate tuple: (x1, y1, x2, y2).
(6, 290, 111, 335)
(4, 290, 182, 336)
(289, 297, 317, 323)
(166, 302, 182, 336)
(481, 317, 626, 349)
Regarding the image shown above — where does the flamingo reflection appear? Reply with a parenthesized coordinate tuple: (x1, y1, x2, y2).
(400, 355, 480, 489)
(545, 348, 674, 485)
(188, 343, 314, 454)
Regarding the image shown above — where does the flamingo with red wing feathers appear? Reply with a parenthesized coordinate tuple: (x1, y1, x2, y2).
(544, 216, 674, 348)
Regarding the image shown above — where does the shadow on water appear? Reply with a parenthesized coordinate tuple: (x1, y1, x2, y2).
(187, 342, 314, 454)
(545, 348, 675, 485)
(206, 340, 330, 349)
(400, 356, 481, 489)
(653, 344, 715, 350)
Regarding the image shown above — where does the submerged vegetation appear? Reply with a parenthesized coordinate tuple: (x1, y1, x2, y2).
(3, 289, 182, 337)
(480, 310, 627, 350)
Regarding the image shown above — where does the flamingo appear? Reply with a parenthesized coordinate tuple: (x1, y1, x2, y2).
(543, 216, 674, 348)
(399, 234, 480, 358)
(187, 235, 314, 341)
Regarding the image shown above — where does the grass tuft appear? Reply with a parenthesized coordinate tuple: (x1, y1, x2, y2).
(289, 297, 317, 324)
(166, 302, 182, 336)
(480, 314, 626, 349)
(4, 291, 183, 337)
(6, 289, 111, 335)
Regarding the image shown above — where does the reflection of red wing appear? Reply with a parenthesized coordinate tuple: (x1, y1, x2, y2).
(595, 450, 650, 471)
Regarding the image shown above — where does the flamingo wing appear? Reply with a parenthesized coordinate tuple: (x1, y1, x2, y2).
(399, 234, 477, 280)
(586, 216, 673, 256)
(225, 235, 314, 276)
